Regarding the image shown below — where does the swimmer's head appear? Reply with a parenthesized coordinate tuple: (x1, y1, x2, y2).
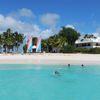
(68, 64, 70, 67)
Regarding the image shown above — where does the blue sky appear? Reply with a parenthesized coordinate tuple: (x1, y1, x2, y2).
(0, 0, 100, 37)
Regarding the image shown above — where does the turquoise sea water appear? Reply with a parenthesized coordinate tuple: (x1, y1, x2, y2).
(0, 64, 100, 100)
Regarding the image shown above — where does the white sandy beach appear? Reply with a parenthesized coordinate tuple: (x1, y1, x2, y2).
(0, 53, 100, 65)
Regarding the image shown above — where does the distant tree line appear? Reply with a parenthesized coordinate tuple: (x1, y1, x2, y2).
(1, 27, 99, 54)
(42, 27, 80, 53)
(41, 27, 100, 54)
(0, 28, 24, 53)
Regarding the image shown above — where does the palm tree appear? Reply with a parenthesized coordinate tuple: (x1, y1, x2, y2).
(2, 29, 15, 53)
(4, 37, 14, 52)
(46, 35, 67, 52)
(14, 32, 24, 52)
(1, 29, 24, 53)
(2, 29, 13, 53)
(56, 36, 67, 48)
(0, 34, 3, 52)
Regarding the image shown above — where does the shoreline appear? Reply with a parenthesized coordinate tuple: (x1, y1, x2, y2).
(0, 53, 99, 65)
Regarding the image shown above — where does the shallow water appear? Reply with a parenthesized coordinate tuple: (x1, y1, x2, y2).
(0, 64, 100, 100)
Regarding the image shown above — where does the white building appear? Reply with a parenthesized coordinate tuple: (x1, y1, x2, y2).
(75, 36, 100, 48)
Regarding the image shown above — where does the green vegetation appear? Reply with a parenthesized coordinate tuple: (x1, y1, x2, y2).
(0, 28, 24, 53)
(23, 44, 27, 53)
(0, 27, 100, 54)
(42, 27, 80, 53)
(89, 48, 100, 54)
(32, 37, 37, 45)
(59, 27, 80, 45)
(41, 27, 100, 54)
(74, 48, 90, 53)
(62, 45, 75, 53)
(73, 48, 100, 54)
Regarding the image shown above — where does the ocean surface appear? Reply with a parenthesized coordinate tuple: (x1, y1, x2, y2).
(0, 64, 100, 100)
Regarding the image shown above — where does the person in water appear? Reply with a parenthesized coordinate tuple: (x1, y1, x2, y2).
(55, 71, 60, 75)
(81, 64, 84, 67)
(68, 64, 70, 67)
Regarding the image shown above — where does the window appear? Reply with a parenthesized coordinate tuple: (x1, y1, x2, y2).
(76, 44, 78, 47)
(87, 43, 90, 46)
(96, 43, 99, 46)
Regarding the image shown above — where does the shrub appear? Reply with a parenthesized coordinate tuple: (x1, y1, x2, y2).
(74, 48, 100, 54)
(89, 48, 100, 54)
(62, 45, 75, 53)
(74, 48, 90, 53)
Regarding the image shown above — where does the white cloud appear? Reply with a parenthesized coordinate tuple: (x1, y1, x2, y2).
(0, 9, 60, 39)
(18, 8, 34, 17)
(40, 29, 53, 39)
(40, 13, 60, 26)
(40, 28, 60, 39)
(9, 8, 34, 19)
(65, 24, 75, 29)
(0, 13, 55, 38)
(0, 14, 40, 36)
